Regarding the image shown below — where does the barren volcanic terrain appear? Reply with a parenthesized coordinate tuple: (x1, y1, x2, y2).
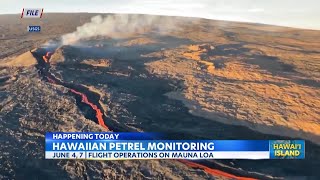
(0, 13, 320, 179)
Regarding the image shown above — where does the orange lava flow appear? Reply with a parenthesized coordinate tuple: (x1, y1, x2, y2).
(70, 89, 110, 131)
(41, 51, 110, 131)
(42, 52, 52, 63)
(41, 51, 255, 180)
(42, 55, 49, 63)
(178, 160, 257, 180)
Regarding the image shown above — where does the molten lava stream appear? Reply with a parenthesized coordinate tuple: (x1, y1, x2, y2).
(41, 51, 256, 180)
(70, 89, 110, 131)
(41, 52, 110, 130)
(42, 52, 52, 63)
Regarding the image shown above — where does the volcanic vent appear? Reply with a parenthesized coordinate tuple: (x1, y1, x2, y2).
(32, 43, 111, 131)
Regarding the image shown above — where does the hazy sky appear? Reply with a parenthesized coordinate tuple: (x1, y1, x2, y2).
(1, 0, 319, 30)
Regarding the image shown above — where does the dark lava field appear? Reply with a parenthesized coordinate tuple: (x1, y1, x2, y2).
(1, 13, 320, 179)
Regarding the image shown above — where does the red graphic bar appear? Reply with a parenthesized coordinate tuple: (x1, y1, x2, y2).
(21, 8, 24, 18)
(40, 8, 44, 18)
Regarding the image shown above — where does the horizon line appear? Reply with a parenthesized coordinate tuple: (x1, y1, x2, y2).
(2, 11, 319, 31)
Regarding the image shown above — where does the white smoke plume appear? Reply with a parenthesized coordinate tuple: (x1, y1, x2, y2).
(61, 14, 180, 45)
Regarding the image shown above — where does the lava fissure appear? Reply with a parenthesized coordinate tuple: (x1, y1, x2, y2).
(33, 46, 261, 180)
(34, 48, 111, 131)
(70, 89, 109, 130)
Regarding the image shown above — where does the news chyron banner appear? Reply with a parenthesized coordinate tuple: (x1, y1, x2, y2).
(45, 132, 305, 160)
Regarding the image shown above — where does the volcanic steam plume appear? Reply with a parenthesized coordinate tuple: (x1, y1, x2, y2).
(61, 14, 179, 45)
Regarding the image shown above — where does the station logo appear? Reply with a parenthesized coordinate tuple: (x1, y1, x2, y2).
(27, 25, 41, 32)
(269, 140, 305, 159)
(21, 8, 44, 18)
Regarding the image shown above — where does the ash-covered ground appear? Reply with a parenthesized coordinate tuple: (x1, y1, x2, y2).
(1, 13, 320, 179)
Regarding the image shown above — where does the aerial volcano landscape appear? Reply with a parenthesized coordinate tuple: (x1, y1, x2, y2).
(0, 13, 320, 179)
